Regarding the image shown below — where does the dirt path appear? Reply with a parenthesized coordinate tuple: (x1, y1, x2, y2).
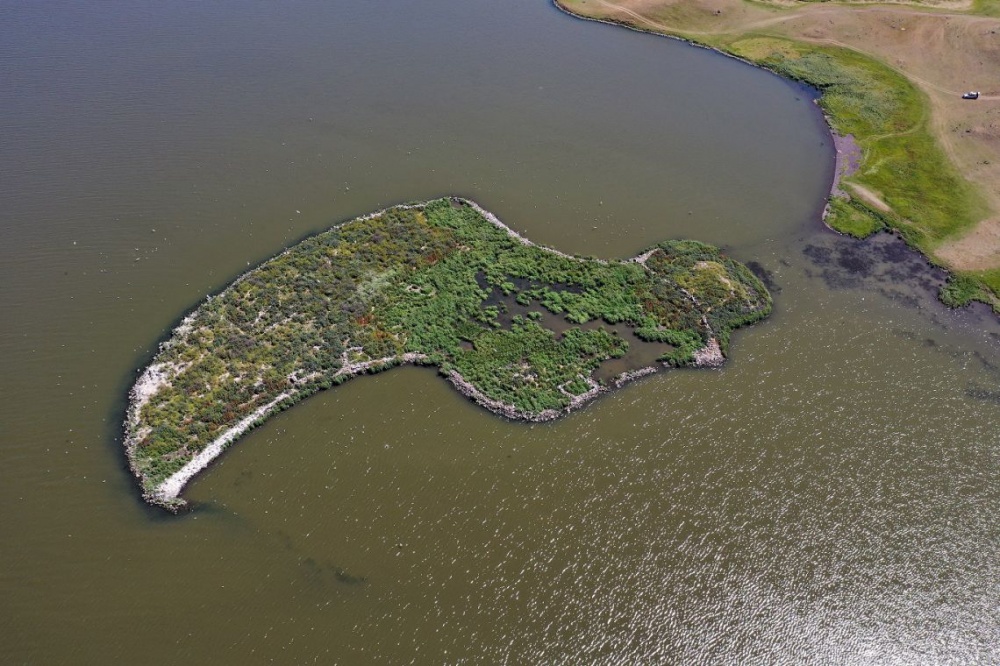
(848, 183, 892, 212)
(590, 0, 986, 39)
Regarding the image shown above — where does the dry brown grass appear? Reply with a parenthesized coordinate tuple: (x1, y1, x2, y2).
(562, 0, 1000, 270)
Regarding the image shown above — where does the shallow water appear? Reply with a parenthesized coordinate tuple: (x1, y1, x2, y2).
(1, 1, 997, 663)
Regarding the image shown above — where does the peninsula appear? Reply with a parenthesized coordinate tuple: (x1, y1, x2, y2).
(556, 0, 1000, 309)
(125, 198, 770, 510)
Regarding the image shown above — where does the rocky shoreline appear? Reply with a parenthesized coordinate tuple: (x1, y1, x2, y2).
(830, 132, 862, 198)
(445, 367, 615, 423)
(137, 352, 437, 511)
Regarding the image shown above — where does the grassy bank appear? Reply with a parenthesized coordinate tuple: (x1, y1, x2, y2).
(127, 198, 771, 503)
(556, 0, 996, 307)
(719, 35, 993, 306)
(722, 37, 984, 245)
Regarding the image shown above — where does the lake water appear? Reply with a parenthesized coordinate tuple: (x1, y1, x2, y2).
(1, 1, 997, 663)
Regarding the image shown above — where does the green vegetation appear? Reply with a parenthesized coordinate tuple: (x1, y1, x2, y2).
(715, 35, 994, 307)
(825, 195, 886, 238)
(974, 1, 1000, 18)
(939, 273, 984, 307)
(560, 0, 997, 306)
(976, 267, 1000, 295)
(942, 267, 1000, 308)
(127, 198, 771, 497)
(721, 36, 985, 250)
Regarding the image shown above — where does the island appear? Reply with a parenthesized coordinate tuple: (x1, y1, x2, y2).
(125, 198, 771, 510)
(556, 0, 1000, 309)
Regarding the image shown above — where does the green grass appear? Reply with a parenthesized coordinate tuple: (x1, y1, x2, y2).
(722, 37, 985, 249)
(973, 1, 1000, 18)
(719, 36, 995, 306)
(939, 273, 985, 307)
(971, 268, 1000, 307)
(128, 199, 771, 493)
(825, 196, 887, 238)
(564, 0, 996, 303)
(562, 0, 1000, 304)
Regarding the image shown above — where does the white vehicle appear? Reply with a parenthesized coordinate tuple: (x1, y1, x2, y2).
(962, 91, 980, 100)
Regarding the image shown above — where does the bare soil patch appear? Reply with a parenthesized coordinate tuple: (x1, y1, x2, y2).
(848, 183, 892, 213)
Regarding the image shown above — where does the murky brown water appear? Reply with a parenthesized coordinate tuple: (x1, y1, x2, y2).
(1, 1, 997, 663)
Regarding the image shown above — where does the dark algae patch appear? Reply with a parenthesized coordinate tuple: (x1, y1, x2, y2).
(125, 198, 770, 509)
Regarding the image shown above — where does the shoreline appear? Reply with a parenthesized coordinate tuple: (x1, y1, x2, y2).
(142, 353, 434, 511)
(552, 0, 1000, 308)
(830, 132, 862, 198)
(124, 197, 735, 511)
(149, 391, 294, 508)
(549, 0, 851, 211)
